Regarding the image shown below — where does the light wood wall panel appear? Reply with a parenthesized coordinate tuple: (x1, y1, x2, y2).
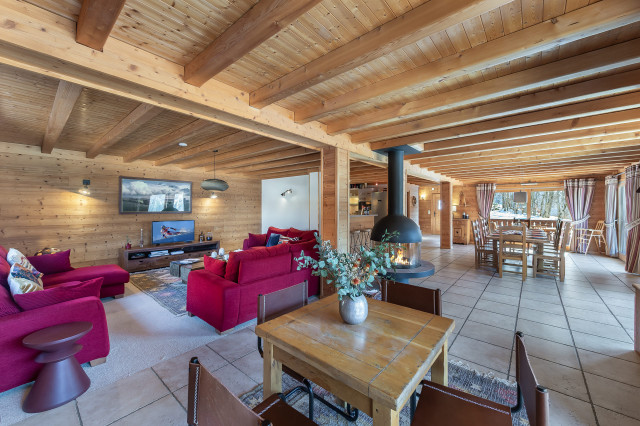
(0, 143, 261, 267)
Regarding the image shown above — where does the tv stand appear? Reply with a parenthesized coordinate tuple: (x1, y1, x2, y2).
(119, 241, 220, 272)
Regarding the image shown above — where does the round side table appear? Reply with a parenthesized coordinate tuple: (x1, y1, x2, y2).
(22, 321, 93, 413)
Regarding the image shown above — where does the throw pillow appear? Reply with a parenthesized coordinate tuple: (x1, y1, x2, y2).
(27, 249, 73, 275)
(33, 247, 62, 256)
(8, 263, 44, 296)
(246, 233, 267, 248)
(277, 236, 300, 245)
(6, 248, 43, 286)
(288, 228, 318, 242)
(203, 256, 226, 277)
(266, 226, 289, 241)
(266, 233, 281, 247)
(13, 277, 103, 311)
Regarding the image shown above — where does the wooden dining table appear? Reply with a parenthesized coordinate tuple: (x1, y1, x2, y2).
(255, 293, 455, 426)
(485, 228, 549, 274)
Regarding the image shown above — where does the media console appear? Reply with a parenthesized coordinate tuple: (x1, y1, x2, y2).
(119, 241, 220, 272)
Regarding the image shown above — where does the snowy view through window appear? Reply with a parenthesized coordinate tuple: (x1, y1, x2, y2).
(490, 190, 569, 220)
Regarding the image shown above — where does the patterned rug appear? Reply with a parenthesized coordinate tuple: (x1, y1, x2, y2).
(241, 360, 529, 425)
(129, 267, 187, 316)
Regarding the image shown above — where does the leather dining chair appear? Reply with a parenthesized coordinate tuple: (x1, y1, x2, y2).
(257, 281, 358, 422)
(411, 332, 549, 426)
(187, 357, 316, 426)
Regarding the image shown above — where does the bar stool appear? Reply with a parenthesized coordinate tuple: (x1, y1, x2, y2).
(362, 228, 372, 249)
(350, 230, 361, 254)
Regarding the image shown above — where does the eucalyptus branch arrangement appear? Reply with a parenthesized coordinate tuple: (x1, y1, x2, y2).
(296, 231, 400, 300)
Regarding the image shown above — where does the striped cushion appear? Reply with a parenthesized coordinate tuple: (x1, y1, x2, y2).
(8, 263, 43, 296)
(278, 236, 301, 245)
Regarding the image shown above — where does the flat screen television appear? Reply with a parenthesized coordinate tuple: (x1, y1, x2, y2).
(152, 220, 195, 245)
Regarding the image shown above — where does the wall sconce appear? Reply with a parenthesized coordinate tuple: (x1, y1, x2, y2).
(209, 191, 218, 199)
(452, 205, 457, 212)
(281, 188, 293, 197)
(420, 194, 426, 200)
(79, 179, 91, 196)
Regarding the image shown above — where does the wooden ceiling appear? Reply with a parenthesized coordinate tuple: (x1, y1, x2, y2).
(2, 0, 639, 183)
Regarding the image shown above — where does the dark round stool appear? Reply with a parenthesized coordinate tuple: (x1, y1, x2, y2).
(22, 321, 93, 413)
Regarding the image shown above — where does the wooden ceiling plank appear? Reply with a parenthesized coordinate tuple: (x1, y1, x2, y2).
(430, 157, 640, 174)
(222, 153, 320, 172)
(369, 91, 640, 150)
(194, 140, 290, 170)
(254, 169, 320, 180)
(408, 124, 640, 160)
(240, 161, 322, 176)
(153, 131, 262, 166)
(124, 119, 213, 163)
(249, 0, 510, 108)
(76, 0, 126, 51)
(352, 71, 640, 144)
(41, 80, 83, 154)
(85, 103, 163, 158)
(327, 40, 640, 135)
(215, 146, 316, 169)
(184, 0, 324, 87)
(296, 0, 640, 123)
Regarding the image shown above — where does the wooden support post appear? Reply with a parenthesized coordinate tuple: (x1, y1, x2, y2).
(440, 182, 452, 249)
(321, 147, 349, 296)
(634, 283, 640, 354)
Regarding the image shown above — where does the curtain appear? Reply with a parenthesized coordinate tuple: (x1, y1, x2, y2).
(564, 178, 595, 253)
(625, 165, 640, 273)
(476, 183, 496, 220)
(605, 175, 618, 257)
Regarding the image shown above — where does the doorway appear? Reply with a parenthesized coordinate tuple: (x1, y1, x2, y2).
(431, 193, 441, 234)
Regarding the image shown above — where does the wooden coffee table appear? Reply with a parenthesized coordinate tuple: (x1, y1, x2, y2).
(22, 321, 93, 413)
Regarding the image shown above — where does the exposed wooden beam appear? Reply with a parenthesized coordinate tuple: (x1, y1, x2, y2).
(193, 140, 290, 170)
(124, 120, 213, 163)
(407, 109, 640, 152)
(327, 40, 640, 135)
(184, 0, 323, 87)
(86, 104, 163, 158)
(249, 0, 509, 108)
(226, 153, 321, 173)
(431, 158, 637, 174)
(41, 80, 83, 154)
(154, 131, 262, 166)
(242, 162, 322, 176)
(218, 148, 318, 170)
(255, 169, 320, 180)
(295, 0, 640, 123)
(408, 125, 640, 160)
(353, 76, 640, 144)
(76, 0, 126, 51)
(369, 92, 640, 150)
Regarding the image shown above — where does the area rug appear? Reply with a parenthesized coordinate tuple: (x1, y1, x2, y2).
(129, 267, 187, 315)
(241, 360, 529, 425)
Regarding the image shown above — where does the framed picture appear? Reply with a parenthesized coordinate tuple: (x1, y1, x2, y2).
(119, 177, 192, 214)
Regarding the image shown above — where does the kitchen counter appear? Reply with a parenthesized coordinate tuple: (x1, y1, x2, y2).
(350, 214, 376, 231)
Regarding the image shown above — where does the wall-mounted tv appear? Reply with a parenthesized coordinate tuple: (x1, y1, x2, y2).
(120, 177, 192, 214)
(152, 220, 195, 245)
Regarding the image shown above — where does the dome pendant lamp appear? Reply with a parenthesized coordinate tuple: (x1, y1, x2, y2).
(201, 150, 229, 193)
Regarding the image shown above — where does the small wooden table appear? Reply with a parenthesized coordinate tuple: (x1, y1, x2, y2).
(22, 322, 93, 413)
(255, 294, 455, 425)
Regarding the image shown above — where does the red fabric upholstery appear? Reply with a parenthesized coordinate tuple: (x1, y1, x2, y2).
(26, 250, 73, 275)
(225, 244, 290, 282)
(0, 284, 20, 317)
(187, 271, 241, 333)
(42, 264, 129, 298)
(0, 296, 110, 392)
(204, 256, 226, 277)
(244, 233, 267, 250)
(238, 253, 291, 285)
(0, 245, 8, 260)
(13, 278, 103, 311)
(266, 226, 290, 241)
(0, 256, 10, 290)
(288, 228, 317, 242)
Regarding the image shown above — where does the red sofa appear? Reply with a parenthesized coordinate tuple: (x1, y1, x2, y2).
(0, 249, 110, 392)
(187, 230, 319, 333)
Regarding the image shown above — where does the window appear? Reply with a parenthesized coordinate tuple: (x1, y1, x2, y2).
(530, 190, 570, 220)
(490, 192, 527, 219)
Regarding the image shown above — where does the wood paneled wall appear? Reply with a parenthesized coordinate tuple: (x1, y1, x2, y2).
(418, 185, 439, 234)
(407, 183, 419, 229)
(0, 143, 261, 267)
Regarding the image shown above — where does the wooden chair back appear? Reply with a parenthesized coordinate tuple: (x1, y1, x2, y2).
(188, 357, 266, 426)
(558, 221, 571, 255)
(257, 281, 308, 325)
(514, 333, 550, 426)
(499, 225, 526, 252)
(380, 280, 441, 316)
(593, 220, 605, 234)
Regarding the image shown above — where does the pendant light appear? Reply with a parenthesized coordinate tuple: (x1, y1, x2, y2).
(201, 150, 228, 194)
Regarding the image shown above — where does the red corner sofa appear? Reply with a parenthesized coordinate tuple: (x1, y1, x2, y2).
(0, 246, 111, 392)
(187, 227, 319, 333)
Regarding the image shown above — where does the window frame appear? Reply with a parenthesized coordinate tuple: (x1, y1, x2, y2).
(491, 185, 569, 221)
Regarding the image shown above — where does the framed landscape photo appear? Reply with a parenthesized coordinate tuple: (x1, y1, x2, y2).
(119, 177, 192, 214)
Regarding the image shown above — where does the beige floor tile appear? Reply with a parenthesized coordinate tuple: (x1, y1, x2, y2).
(207, 328, 258, 362)
(152, 345, 228, 391)
(479, 291, 520, 306)
(14, 401, 81, 426)
(594, 406, 640, 426)
(459, 320, 515, 349)
(578, 349, 640, 388)
(519, 298, 565, 315)
(211, 364, 258, 396)
(484, 284, 522, 297)
(520, 335, 580, 369)
(233, 350, 264, 384)
(458, 274, 492, 284)
(173, 385, 189, 411)
(468, 308, 516, 331)
(441, 301, 472, 318)
(528, 356, 589, 402)
(558, 290, 602, 303)
(567, 317, 632, 343)
(77, 368, 169, 426)
(561, 297, 611, 313)
(450, 335, 511, 374)
(110, 395, 185, 426)
(518, 307, 568, 329)
(444, 314, 465, 335)
(572, 331, 640, 364)
(564, 306, 619, 325)
(548, 390, 597, 426)
(585, 373, 640, 420)
(446, 285, 484, 298)
(520, 290, 562, 305)
(516, 319, 573, 346)
(473, 299, 519, 316)
(441, 292, 478, 307)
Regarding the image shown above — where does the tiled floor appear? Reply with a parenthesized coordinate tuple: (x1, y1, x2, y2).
(12, 235, 640, 425)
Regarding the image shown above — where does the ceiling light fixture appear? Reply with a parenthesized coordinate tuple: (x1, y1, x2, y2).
(79, 179, 91, 196)
(178, 142, 188, 147)
(201, 150, 229, 193)
(209, 191, 218, 199)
